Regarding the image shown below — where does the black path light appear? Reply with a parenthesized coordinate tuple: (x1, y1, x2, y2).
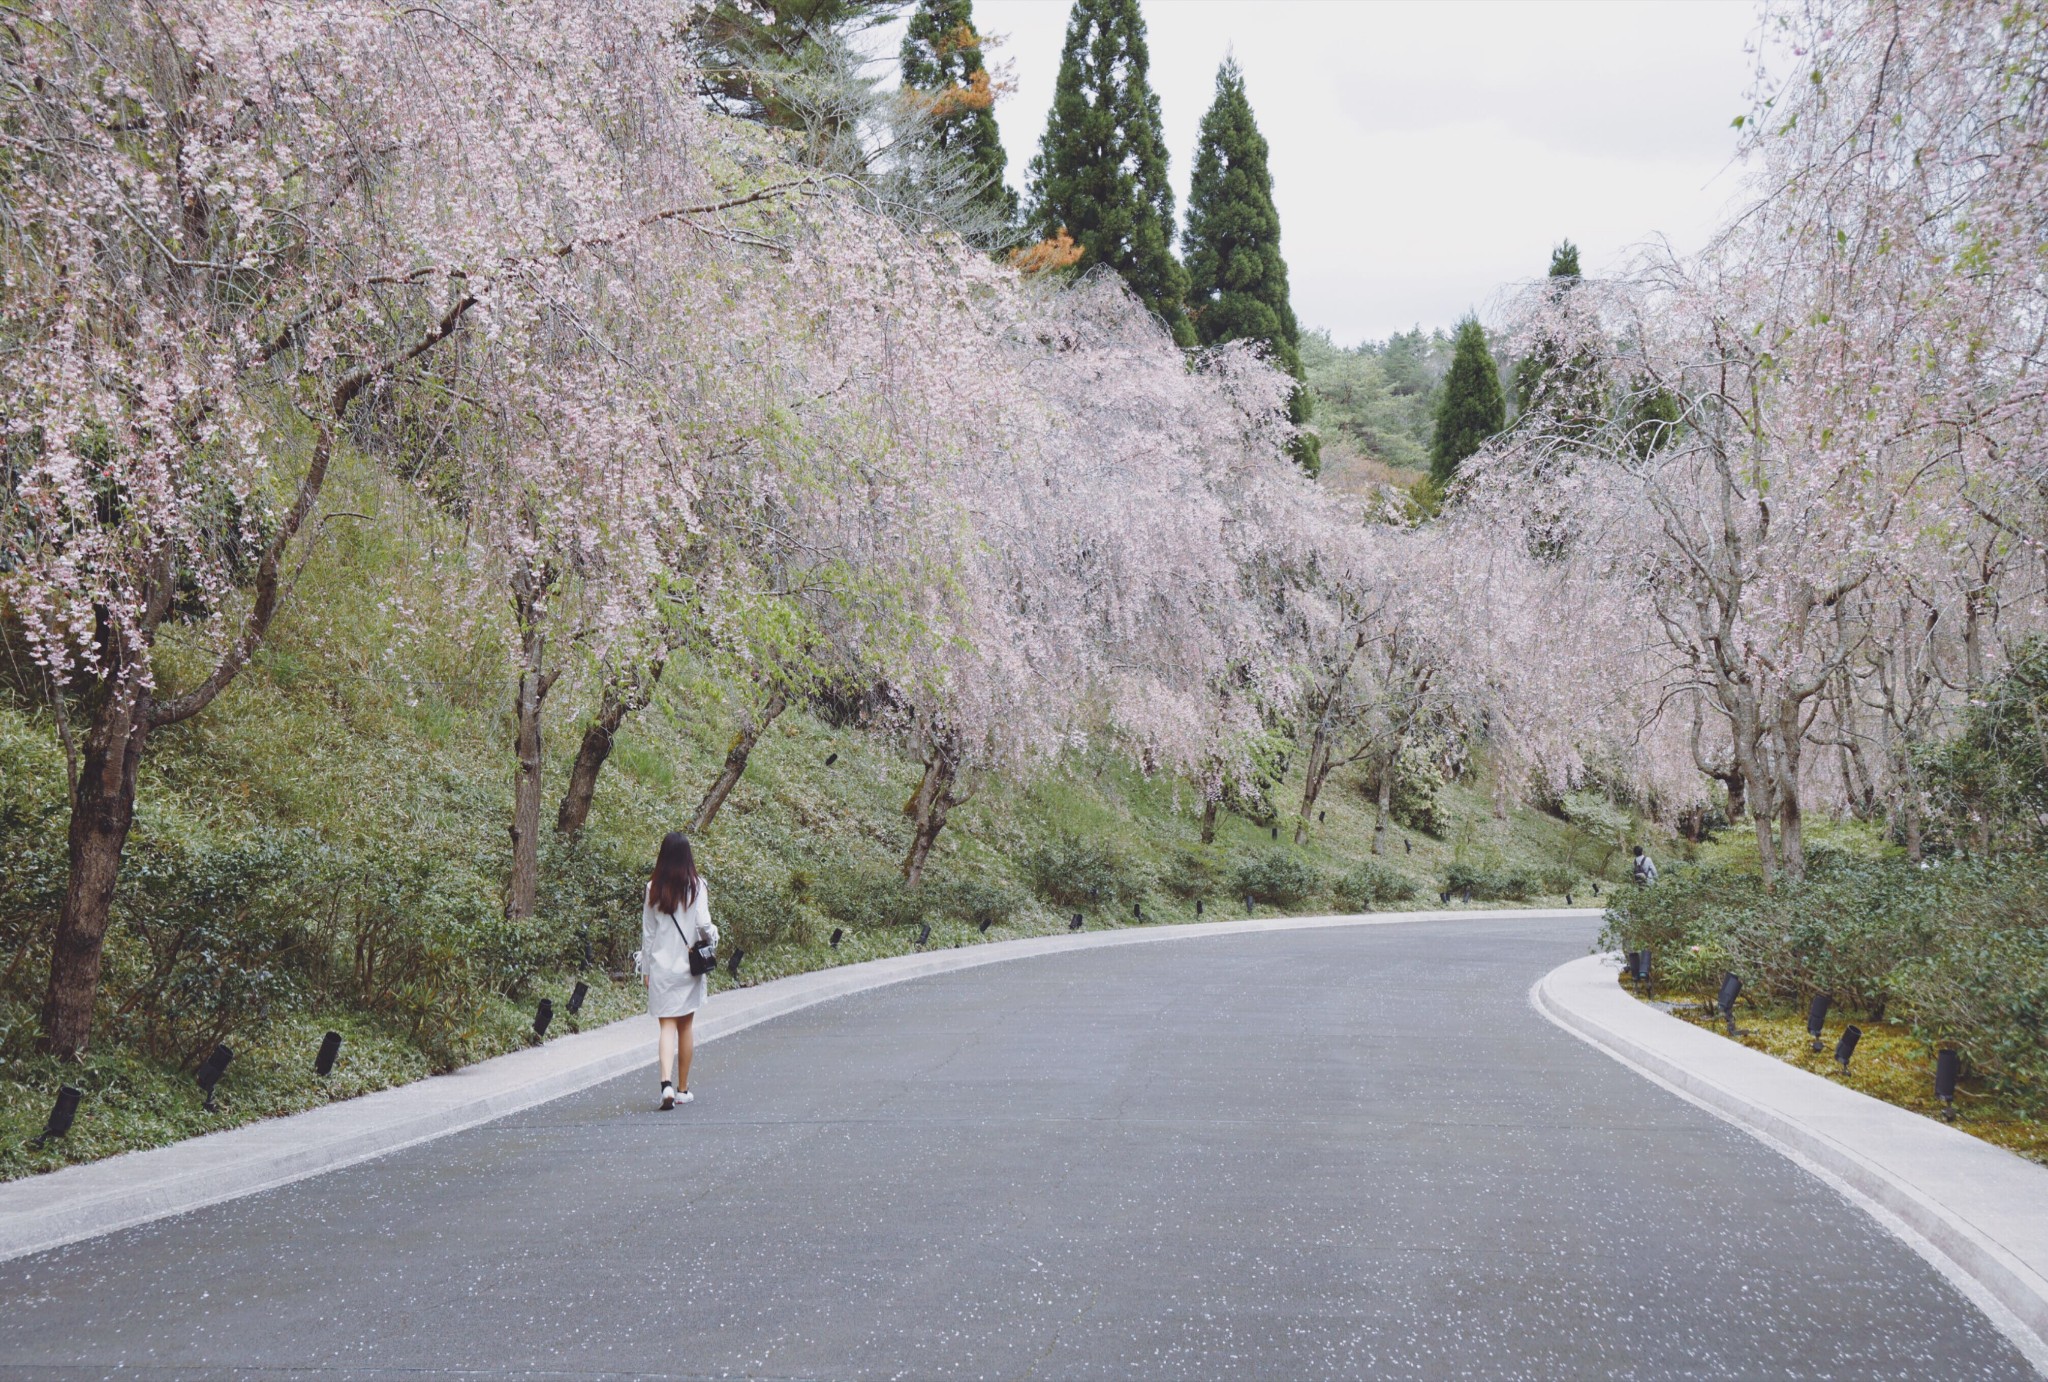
(1625, 950, 1642, 984)
(830, 927, 844, 949)
(1132, 901, 1143, 921)
(1244, 893, 1255, 915)
(1069, 913, 1084, 931)
(1591, 881, 1601, 896)
(1194, 898, 1204, 917)
(532, 999, 553, 1040)
(1633, 949, 1653, 998)
(1565, 891, 1574, 906)
(727, 948, 746, 978)
(1318, 810, 1326, 823)
(315, 1030, 343, 1077)
(1835, 1024, 1862, 1077)
(824, 752, 837, 766)
(1270, 826, 1279, 840)
(1717, 973, 1747, 1037)
(978, 917, 994, 933)
(1935, 1048, 1961, 1122)
(32, 1086, 82, 1149)
(567, 980, 589, 1016)
(195, 1044, 234, 1111)
(1806, 993, 1832, 1053)
(915, 924, 931, 948)
(1439, 890, 1450, 905)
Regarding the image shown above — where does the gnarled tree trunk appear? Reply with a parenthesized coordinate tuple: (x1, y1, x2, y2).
(1200, 797, 1218, 845)
(40, 677, 152, 1059)
(556, 658, 667, 837)
(901, 741, 968, 885)
(691, 687, 788, 835)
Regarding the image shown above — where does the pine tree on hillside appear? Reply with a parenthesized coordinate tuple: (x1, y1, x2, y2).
(1430, 317, 1506, 487)
(1024, 0, 1191, 345)
(900, 0, 1018, 239)
(1183, 58, 1318, 476)
(1513, 239, 1605, 439)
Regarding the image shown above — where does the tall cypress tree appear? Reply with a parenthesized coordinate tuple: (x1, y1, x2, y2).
(1025, 0, 1191, 345)
(900, 0, 1017, 237)
(1430, 317, 1506, 487)
(1183, 59, 1317, 476)
(1513, 239, 1605, 438)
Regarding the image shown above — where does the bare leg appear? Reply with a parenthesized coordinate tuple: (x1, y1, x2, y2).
(657, 1017, 680, 1087)
(676, 1012, 696, 1092)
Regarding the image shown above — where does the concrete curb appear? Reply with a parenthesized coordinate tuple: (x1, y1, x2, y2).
(1533, 952, 2048, 1376)
(1, 906, 1588, 1264)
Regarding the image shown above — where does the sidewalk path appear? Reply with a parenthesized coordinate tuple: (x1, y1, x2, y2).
(0, 915, 2032, 1379)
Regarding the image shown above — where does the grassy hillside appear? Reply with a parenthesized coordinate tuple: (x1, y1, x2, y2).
(0, 456, 1634, 1181)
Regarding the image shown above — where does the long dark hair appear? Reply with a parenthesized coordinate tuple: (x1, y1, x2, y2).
(649, 832, 700, 915)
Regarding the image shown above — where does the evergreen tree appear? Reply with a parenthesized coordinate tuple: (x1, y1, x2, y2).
(1183, 58, 1318, 476)
(1430, 317, 1506, 487)
(689, 0, 900, 167)
(1513, 239, 1605, 438)
(899, 0, 1018, 241)
(1025, 0, 1191, 345)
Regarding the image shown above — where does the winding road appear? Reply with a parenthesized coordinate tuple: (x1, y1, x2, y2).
(0, 914, 2032, 1379)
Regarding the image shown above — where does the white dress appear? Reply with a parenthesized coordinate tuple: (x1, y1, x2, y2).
(641, 881, 718, 1018)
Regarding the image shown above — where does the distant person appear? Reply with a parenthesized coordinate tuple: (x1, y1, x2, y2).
(1631, 845, 1658, 887)
(639, 832, 718, 1110)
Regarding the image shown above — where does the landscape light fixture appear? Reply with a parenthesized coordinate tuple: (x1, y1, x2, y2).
(1591, 881, 1601, 896)
(1565, 891, 1574, 906)
(1270, 826, 1279, 840)
(1835, 1024, 1862, 1076)
(1195, 898, 1204, 917)
(727, 948, 746, 978)
(915, 924, 931, 947)
(1404, 838, 1411, 854)
(1244, 893, 1255, 915)
(1717, 973, 1746, 1037)
(1935, 1048, 1960, 1122)
(195, 1044, 234, 1111)
(1132, 901, 1142, 921)
(1318, 811, 1326, 823)
(1633, 949, 1653, 998)
(315, 1030, 343, 1077)
(978, 917, 994, 933)
(830, 927, 844, 949)
(1069, 913, 1084, 931)
(532, 999, 553, 1040)
(32, 1086, 81, 1148)
(1625, 950, 1642, 982)
(1439, 890, 1450, 905)
(1806, 993, 1832, 1053)
(567, 980, 589, 1016)
(824, 753, 837, 766)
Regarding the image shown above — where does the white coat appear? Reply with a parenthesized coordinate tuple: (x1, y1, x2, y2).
(640, 881, 718, 1018)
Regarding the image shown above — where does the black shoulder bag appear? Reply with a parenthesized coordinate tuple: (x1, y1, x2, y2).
(672, 904, 716, 977)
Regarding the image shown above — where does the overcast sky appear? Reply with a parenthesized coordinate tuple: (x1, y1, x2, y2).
(943, 1, 1761, 345)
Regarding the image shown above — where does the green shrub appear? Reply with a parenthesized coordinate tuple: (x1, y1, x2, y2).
(1159, 847, 1226, 900)
(708, 868, 814, 950)
(1335, 859, 1418, 909)
(1444, 861, 1534, 902)
(811, 865, 928, 929)
(1538, 865, 1579, 895)
(1893, 927, 2048, 1111)
(1359, 742, 1447, 838)
(1235, 851, 1324, 906)
(928, 876, 1026, 930)
(1024, 833, 1150, 909)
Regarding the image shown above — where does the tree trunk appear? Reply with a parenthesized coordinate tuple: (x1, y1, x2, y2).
(556, 658, 667, 837)
(901, 746, 964, 886)
(1200, 797, 1218, 845)
(1773, 709, 1807, 883)
(691, 688, 788, 835)
(1372, 766, 1394, 856)
(1295, 731, 1332, 846)
(507, 631, 548, 923)
(39, 679, 152, 1059)
(556, 699, 626, 839)
(1725, 768, 1746, 822)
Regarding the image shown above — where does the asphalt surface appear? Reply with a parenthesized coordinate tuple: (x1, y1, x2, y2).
(1, 915, 2032, 1380)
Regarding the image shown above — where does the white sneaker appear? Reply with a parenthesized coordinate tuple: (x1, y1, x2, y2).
(659, 1083, 675, 1110)
(675, 1090, 694, 1105)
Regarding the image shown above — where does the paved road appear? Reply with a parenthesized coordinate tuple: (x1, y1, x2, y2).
(1, 915, 2032, 1379)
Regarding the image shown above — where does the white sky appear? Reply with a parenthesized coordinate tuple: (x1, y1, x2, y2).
(950, 1, 1763, 345)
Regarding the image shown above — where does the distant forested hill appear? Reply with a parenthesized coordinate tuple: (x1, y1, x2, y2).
(1301, 327, 1451, 480)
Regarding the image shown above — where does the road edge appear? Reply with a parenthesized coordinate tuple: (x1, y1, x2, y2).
(2, 906, 1589, 1264)
(1532, 952, 2048, 1377)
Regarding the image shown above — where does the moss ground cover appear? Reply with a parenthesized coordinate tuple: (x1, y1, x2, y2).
(1618, 972, 2048, 1166)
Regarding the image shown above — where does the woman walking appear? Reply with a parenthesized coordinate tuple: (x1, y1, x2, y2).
(640, 832, 718, 1110)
